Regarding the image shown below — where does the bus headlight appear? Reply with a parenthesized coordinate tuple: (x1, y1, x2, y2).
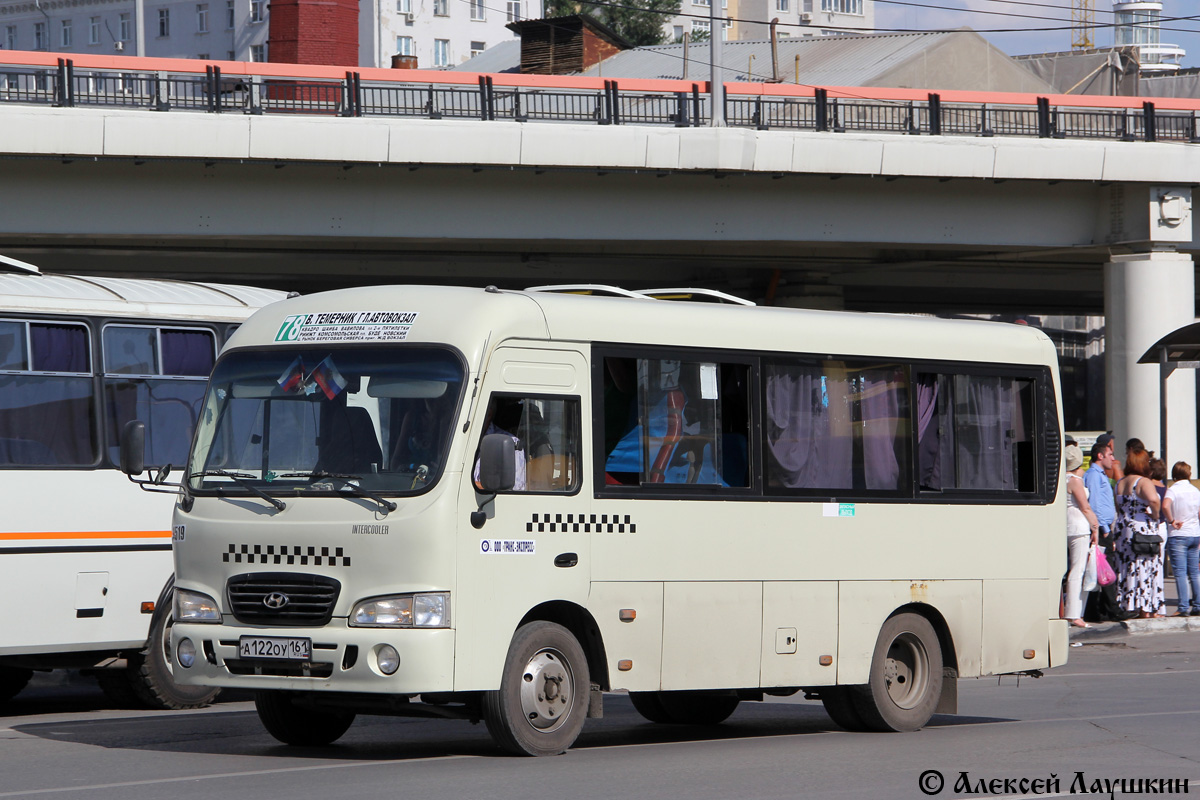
(174, 589, 221, 623)
(350, 593, 450, 628)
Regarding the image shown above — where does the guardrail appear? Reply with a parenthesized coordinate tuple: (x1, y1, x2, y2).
(1, 52, 1198, 143)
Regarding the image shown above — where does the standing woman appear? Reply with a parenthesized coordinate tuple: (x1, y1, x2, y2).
(1063, 444, 1100, 628)
(1162, 461, 1200, 617)
(1112, 449, 1165, 618)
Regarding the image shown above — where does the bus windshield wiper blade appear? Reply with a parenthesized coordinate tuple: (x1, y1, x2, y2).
(280, 471, 398, 513)
(192, 469, 286, 512)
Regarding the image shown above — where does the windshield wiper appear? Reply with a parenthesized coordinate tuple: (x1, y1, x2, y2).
(280, 471, 397, 513)
(191, 469, 286, 512)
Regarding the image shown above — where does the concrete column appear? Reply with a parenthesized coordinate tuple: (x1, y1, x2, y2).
(1104, 250, 1197, 467)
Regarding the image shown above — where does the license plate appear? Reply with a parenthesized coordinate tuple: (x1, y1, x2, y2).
(238, 636, 312, 660)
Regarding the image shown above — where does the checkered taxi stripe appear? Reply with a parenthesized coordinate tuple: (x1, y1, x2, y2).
(222, 544, 350, 567)
(526, 513, 636, 533)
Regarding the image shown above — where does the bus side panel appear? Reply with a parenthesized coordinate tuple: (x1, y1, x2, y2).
(587, 581, 664, 692)
(836, 580, 983, 685)
(760, 581, 839, 688)
(661, 581, 762, 690)
(982, 580, 1053, 673)
(0, 471, 174, 658)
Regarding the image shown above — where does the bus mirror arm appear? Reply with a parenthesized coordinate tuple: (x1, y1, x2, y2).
(120, 419, 186, 495)
(470, 496, 493, 530)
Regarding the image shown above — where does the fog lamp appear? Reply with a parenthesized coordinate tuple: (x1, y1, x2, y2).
(177, 637, 196, 668)
(376, 644, 400, 675)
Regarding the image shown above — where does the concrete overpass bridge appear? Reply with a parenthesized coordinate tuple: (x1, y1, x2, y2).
(0, 51, 1198, 461)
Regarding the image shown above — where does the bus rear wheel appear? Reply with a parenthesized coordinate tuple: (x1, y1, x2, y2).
(255, 691, 356, 746)
(0, 666, 33, 704)
(483, 621, 589, 756)
(629, 691, 739, 725)
(851, 612, 942, 732)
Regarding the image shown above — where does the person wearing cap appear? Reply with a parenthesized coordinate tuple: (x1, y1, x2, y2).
(1064, 443, 1100, 628)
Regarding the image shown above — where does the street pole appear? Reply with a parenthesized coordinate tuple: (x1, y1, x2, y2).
(135, 0, 145, 55)
(709, 0, 724, 126)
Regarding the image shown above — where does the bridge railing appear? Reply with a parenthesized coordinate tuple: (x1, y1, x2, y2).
(3, 54, 1200, 144)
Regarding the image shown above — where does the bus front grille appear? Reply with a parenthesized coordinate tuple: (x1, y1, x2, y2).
(226, 572, 341, 626)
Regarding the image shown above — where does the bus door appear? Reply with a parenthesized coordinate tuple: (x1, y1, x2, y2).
(453, 346, 591, 689)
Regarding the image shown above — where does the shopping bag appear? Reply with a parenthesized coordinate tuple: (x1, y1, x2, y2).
(1081, 546, 1099, 592)
(1095, 545, 1117, 586)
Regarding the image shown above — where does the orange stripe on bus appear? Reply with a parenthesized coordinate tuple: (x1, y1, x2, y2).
(0, 530, 171, 541)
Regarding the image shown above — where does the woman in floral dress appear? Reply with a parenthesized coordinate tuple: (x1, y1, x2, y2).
(1112, 449, 1165, 618)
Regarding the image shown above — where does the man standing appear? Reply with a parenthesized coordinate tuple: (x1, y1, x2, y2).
(1083, 434, 1127, 621)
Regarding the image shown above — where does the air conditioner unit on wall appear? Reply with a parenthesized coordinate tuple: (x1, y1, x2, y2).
(404, 12, 414, 22)
(114, 40, 124, 51)
(798, 12, 811, 23)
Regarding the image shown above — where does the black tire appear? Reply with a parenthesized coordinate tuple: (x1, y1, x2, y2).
(820, 686, 869, 732)
(629, 691, 675, 724)
(483, 621, 589, 756)
(255, 691, 356, 746)
(126, 578, 221, 710)
(0, 666, 33, 705)
(851, 613, 943, 732)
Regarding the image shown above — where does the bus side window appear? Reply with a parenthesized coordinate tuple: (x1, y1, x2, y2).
(475, 395, 581, 493)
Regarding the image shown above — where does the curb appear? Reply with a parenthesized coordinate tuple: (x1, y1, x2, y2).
(1069, 615, 1200, 640)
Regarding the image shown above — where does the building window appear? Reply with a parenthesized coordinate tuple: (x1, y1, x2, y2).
(433, 38, 449, 66)
(227, 49, 235, 59)
(506, 0, 521, 21)
(33, 22, 46, 50)
(691, 19, 710, 34)
(470, 40, 486, 57)
(89, 17, 100, 45)
(397, 0, 412, 13)
(5, 25, 16, 50)
(250, 43, 265, 61)
(158, 8, 170, 37)
(433, 0, 448, 16)
(226, 0, 235, 29)
(821, 0, 863, 12)
(119, 13, 131, 41)
(396, 35, 413, 55)
(250, 0, 264, 22)
(197, 4, 209, 32)
(60, 19, 72, 48)
(197, 52, 209, 59)
(470, 0, 485, 20)
(673, 24, 683, 41)
(776, 0, 788, 10)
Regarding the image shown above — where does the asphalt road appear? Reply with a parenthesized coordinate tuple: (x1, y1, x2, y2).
(1, 631, 1198, 800)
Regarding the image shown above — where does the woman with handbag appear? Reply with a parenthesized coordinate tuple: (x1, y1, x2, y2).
(1112, 448, 1165, 619)
(1064, 444, 1100, 628)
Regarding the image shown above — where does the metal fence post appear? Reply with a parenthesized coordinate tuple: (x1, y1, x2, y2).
(154, 70, 170, 111)
(426, 85, 441, 120)
(477, 75, 495, 121)
(512, 86, 526, 122)
(205, 65, 222, 113)
(928, 93, 941, 136)
(610, 80, 620, 126)
(906, 100, 917, 135)
(1036, 97, 1051, 138)
(248, 74, 263, 115)
(54, 59, 72, 107)
(342, 71, 362, 117)
(1191, 111, 1200, 144)
(754, 96, 767, 130)
(980, 103, 994, 137)
(675, 91, 689, 128)
(1143, 101, 1157, 143)
(815, 87, 828, 132)
(692, 84, 701, 127)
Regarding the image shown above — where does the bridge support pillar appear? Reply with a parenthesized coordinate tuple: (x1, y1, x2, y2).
(1104, 249, 1197, 467)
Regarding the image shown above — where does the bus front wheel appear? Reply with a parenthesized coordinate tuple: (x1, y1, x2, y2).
(0, 666, 33, 704)
(255, 691, 356, 746)
(127, 578, 221, 710)
(852, 612, 942, 732)
(483, 621, 589, 756)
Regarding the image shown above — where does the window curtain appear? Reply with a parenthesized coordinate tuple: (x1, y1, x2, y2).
(765, 365, 852, 489)
(954, 375, 1016, 490)
(162, 329, 215, 376)
(861, 368, 906, 490)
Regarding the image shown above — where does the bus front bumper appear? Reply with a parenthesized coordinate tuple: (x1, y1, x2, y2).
(171, 622, 455, 694)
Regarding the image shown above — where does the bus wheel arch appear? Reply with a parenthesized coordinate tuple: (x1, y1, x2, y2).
(895, 602, 959, 715)
(518, 601, 610, 693)
(127, 576, 222, 710)
(850, 608, 949, 732)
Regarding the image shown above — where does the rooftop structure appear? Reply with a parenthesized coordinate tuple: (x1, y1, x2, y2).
(1112, 1, 1184, 74)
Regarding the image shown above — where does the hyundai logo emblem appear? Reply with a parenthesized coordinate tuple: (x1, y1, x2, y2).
(262, 592, 290, 610)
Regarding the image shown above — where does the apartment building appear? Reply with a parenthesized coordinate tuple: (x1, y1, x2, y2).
(663, 0, 874, 44)
(0, 0, 544, 68)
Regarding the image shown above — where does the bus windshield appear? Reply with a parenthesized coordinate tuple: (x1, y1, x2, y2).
(188, 347, 465, 496)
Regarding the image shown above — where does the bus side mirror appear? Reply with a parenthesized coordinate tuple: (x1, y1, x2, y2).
(478, 433, 516, 493)
(120, 420, 146, 477)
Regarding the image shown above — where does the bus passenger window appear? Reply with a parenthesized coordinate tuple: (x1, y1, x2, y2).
(475, 395, 580, 493)
(916, 372, 1035, 493)
(765, 361, 909, 493)
(602, 357, 749, 488)
(0, 320, 95, 467)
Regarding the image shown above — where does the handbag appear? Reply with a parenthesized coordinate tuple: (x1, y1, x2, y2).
(1095, 545, 1116, 586)
(1130, 530, 1163, 556)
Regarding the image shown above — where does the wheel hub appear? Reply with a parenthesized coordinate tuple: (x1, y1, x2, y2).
(519, 648, 574, 733)
(884, 633, 928, 710)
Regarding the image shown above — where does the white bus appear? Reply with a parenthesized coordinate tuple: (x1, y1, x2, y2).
(0, 256, 285, 708)
(144, 284, 1067, 754)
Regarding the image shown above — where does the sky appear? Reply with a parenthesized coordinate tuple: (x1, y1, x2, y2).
(871, 0, 1200, 69)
